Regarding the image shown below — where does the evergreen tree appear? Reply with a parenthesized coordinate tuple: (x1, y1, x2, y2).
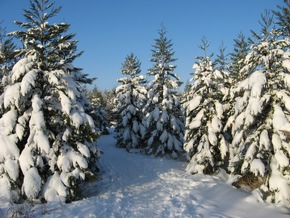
(184, 38, 230, 174)
(215, 42, 229, 73)
(228, 32, 250, 82)
(88, 86, 109, 135)
(273, 1, 290, 37)
(0, 0, 100, 203)
(223, 32, 250, 150)
(103, 88, 117, 126)
(229, 10, 290, 206)
(143, 25, 184, 158)
(0, 23, 18, 92)
(114, 53, 146, 150)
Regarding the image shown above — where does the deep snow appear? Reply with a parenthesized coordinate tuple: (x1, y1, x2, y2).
(0, 129, 289, 217)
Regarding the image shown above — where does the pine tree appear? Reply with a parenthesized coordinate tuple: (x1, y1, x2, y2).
(184, 38, 230, 174)
(229, 10, 290, 206)
(143, 25, 184, 158)
(0, 0, 100, 202)
(114, 53, 147, 150)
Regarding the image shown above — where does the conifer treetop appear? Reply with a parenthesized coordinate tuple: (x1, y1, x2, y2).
(0, 22, 17, 76)
(149, 25, 177, 77)
(273, 1, 290, 37)
(121, 53, 141, 77)
(10, 0, 82, 71)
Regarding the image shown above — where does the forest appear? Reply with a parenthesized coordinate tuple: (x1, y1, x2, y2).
(0, 0, 289, 212)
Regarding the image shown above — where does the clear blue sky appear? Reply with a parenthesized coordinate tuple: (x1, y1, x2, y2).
(0, 0, 282, 91)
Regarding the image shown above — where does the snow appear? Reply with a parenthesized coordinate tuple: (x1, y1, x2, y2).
(152, 106, 160, 121)
(4, 159, 19, 181)
(22, 167, 42, 199)
(249, 71, 267, 98)
(244, 143, 257, 162)
(259, 130, 270, 150)
(188, 109, 204, 129)
(43, 173, 67, 202)
(250, 159, 265, 177)
(0, 109, 17, 135)
(247, 97, 262, 115)
(70, 109, 84, 129)
(3, 83, 21, 109)
(232, 130, 244, 147)
(215, 101, 224, 119)
(188, 95, 202, 111)
(59, 91, 72, 115)
(0, 130, 289, 217)
(160, 110, 169, 122)
(0, 176, 13, 201)
(19, 146, 34, 173)
(211, 115, 222, 133)
(35, 130, 50, 154)
(208, 124, 217, 146)
(220, 136, 228, 159)
(11, 55, 35, 82)
(233, 112, 245, 132)
(77, 142, 91, 158)
(283, 73, 290, 88)
(269, 158, 290, 205)
(275, 150, 289, 168)
(0, 133, 19, 162)
(273, 105, 290, 131)
(21, 69, 38, 96)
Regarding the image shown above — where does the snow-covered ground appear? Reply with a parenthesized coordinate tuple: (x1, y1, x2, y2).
(0, 129, 289, 217)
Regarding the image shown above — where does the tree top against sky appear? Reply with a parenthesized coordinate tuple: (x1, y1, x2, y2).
(0, 0, 281, 90)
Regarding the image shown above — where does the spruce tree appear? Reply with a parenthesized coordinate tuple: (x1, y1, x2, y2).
(103, 88, 117, 126)
(114, 53, 147, 150)
(229, 10, 290, 206)
(184, 38, 230, 174)
(273, 1, 290, 37)
(223, 32, 250, 151)
(143, 25, 184, 158)
(88, 87, 109, 135)
(215, 42, 229, 73)
(0, 0, 100, 202)
(0, 23, 18, 93)
(228, 32, 250, 82)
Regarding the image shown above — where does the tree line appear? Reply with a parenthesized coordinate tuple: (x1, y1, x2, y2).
(111, 4, 290, 208)
(0, 0, 289, 208)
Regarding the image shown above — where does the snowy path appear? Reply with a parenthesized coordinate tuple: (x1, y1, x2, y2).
(1, 130, 289, 217)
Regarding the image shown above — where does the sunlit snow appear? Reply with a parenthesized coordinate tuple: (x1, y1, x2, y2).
(1, 130, 288, 217)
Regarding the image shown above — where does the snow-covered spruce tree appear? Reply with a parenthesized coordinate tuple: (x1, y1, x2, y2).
(88, 87, 109, 135)
(229, 11, 290, 206)
(184, 38, 230, 174)
(228, 32, 250, 83)
(0, 0, 100, 203)
(114, 53, 147, 150)
(273, 2, 290, 37)
(0, 23, 18, 94)
(143, 26, 184, 158)
(103, 88, 117, 126)
(214, 42, 229, 73)
(223, 32, 250, 151)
